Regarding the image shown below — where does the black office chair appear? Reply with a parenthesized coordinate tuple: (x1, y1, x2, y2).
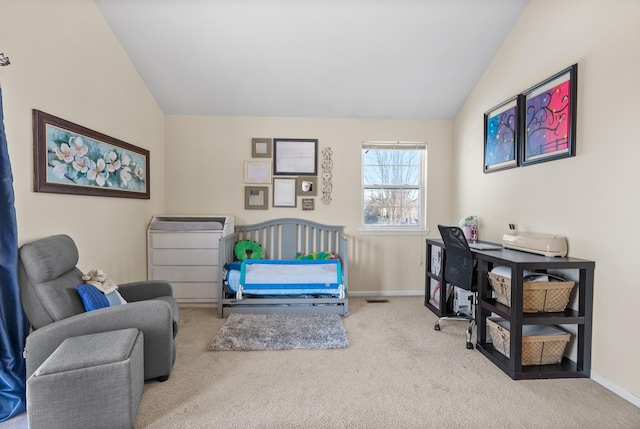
(434, 225, 478, 349)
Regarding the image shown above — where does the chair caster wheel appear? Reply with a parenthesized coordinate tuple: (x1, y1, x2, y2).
(434, 324, 440, 331)
(466, 342, 474, 350)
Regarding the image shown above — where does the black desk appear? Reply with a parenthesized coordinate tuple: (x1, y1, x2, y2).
(425, 238, 595, 380)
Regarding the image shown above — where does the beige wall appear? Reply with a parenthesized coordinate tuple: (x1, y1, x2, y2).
(0, 0, 166, 282)
(4, 0, 639, 405)
(453, 0, 640, 399)
(165, 116, 453, 293)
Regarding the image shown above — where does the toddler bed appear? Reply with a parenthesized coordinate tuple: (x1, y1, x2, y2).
(218, 218, 348, 317)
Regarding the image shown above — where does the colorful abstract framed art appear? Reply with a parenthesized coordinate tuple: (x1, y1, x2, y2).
(520, 64, 578, 166)
(33, 110, 150, 199)
(483, 96, 519, 173)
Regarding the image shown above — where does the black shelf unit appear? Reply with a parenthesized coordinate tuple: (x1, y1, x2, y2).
(426, 238, 595, 380)
(424, 240, 451, 317)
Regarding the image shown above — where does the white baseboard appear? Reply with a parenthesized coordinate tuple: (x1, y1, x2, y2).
(348, 290, 424, 297)
(591, 371, 640, 408)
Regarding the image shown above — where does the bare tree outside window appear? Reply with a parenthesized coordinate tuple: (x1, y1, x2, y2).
(362, 143, 425, 228)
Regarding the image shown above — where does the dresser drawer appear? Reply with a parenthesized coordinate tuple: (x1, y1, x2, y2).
(170, 282, 217, 300)
(151, 248, 219, 266)
(150, 232, 220, 249)
(151, 266, 218, 282)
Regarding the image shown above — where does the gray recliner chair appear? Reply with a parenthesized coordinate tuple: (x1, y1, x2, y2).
(18, 234, 179, 382)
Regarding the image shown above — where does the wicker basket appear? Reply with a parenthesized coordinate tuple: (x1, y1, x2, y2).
(488, 272, 575, 312)
(486, 317, 570, 365)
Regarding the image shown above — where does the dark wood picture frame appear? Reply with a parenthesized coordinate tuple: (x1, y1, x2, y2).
(520, 64, 578, 166)
(273, 138, 318, 176)
(33, 110, 150, 199)
(483, 96, 519, 173)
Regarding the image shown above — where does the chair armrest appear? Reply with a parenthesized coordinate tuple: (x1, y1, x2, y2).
(118, 280, 174, 302)
(25, 300, 174, 380)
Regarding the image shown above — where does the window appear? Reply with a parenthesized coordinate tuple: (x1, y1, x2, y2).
(361, 141, 426, 234)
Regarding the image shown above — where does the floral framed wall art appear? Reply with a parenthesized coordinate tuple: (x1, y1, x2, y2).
(483, 96, 519, 173)
(520, 64, 578, 166)
(33, 110, 150, 199)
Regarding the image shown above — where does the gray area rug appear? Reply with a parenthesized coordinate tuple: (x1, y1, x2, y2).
(208, 313, 349, 351)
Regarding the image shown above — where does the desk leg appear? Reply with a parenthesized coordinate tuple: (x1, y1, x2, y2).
(577, 267, 594, 376)
(509, 267, 524, 375)
(477, 260, 490, 345)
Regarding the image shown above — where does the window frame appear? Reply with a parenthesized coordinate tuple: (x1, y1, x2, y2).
(360, 141, 427, 236)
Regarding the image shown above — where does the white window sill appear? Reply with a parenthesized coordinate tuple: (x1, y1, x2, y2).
(359, 227, 430, 236)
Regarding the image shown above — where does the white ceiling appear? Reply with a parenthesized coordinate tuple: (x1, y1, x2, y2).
(95, 0, 528, 119)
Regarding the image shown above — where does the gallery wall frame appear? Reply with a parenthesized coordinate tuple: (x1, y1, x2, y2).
(296, 176, 317, 196)
(273, 138, 318, 176)
(33, 109, 150, 199)
(273, 177, 297, 207)
(244, 160, 272, 183)
(520, 64, 578, 166)
(301, 198, 315, 210)
(483, 96, 519, 173)
(245, 186, 269, 210)
(251, 138, 272, 158)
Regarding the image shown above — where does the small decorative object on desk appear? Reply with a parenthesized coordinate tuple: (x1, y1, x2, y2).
(459, 216, 478, 241)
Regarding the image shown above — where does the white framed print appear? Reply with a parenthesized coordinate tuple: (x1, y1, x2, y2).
(244, 160, 272, 184)
(273, 178, 296, 207)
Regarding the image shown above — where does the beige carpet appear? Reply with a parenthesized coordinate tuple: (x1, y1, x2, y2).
(132, 297, 640, 428)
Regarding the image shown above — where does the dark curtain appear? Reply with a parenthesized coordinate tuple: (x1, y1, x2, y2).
(0, 87, 27, 421)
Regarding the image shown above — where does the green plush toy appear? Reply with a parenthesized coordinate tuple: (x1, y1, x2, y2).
(234, 240, 263, 261)
(295, 251, 336, 260)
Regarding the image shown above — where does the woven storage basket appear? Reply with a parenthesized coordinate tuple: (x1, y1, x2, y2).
(486, 317, 570, 365)
(488, 272, 575, 312)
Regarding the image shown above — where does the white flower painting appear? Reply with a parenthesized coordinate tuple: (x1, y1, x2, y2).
(45, 124, 147, 193)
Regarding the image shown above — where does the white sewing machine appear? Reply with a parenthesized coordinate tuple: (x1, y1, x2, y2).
(502, 224, 567, 257)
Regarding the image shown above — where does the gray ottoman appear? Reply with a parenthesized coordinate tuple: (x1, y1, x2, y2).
(27, 328, 144, 429)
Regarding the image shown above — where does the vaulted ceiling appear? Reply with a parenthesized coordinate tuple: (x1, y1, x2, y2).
(96, 0, 528, 119)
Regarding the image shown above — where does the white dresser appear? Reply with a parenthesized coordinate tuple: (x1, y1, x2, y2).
(147, 215, 234, 304)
